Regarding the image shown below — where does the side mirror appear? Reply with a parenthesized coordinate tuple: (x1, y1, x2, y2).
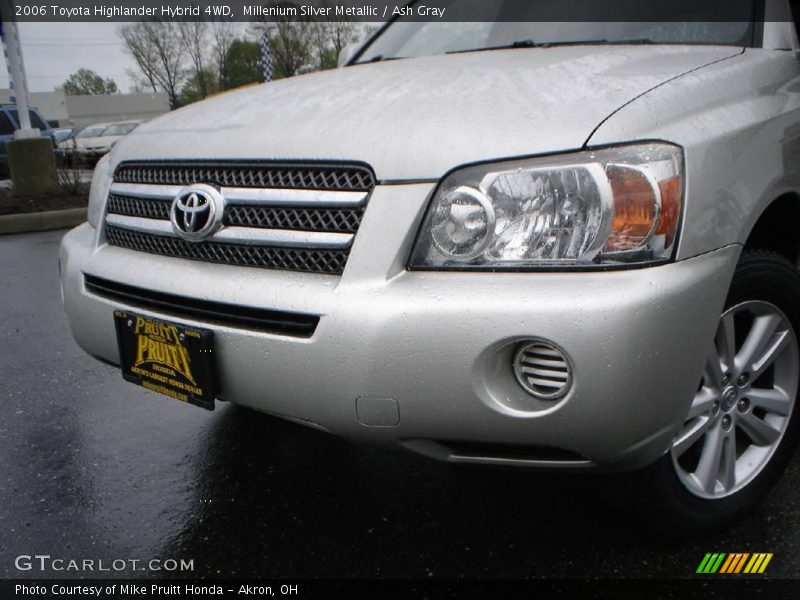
(338, 42, 361, 68)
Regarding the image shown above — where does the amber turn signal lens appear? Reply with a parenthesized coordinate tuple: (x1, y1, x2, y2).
(657, 176, 682, 249)
(605, 166, 657, 253)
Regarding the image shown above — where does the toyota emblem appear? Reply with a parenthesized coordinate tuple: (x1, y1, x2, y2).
(170, 184, 224, 241)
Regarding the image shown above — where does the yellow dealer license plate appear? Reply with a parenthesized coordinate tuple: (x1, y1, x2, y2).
(113, 311, 217, 410)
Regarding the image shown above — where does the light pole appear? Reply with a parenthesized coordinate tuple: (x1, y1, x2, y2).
(0, 0, 59, 197)
(0, 0, 38, 138)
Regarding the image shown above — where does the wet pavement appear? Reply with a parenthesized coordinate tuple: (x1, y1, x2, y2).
(2, 229, 800, 580)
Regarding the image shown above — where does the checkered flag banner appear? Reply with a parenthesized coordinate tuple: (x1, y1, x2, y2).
(259, 30, 274, 82)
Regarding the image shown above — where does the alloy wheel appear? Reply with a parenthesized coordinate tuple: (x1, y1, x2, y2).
(671, 300, 799, 499)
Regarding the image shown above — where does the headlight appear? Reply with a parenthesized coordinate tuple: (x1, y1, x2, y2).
(87, 154, 112, 229)
(409, 143, 683, 269)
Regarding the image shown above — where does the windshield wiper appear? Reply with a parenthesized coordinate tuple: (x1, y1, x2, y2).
(447, 39, 606, 54)
(357, 54, 407, 64)
(446, 38, 667, 55)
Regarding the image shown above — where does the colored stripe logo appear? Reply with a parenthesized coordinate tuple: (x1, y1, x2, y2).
(696, 553, 773, 574)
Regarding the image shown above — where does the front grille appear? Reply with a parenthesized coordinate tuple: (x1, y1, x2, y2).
(224, 205, 364, 233)
(107, 194, 170, 220)
(84, 274, 319, 337)
(106, 226, 350, 275)
(104, 161, 375, 275)
(113, 162, 375, 192)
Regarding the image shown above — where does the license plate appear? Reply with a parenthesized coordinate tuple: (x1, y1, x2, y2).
(113, 311, 217, 410)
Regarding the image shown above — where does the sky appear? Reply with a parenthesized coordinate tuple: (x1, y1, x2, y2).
(0, 22, 137, 93)
(0, 21, 251, 94)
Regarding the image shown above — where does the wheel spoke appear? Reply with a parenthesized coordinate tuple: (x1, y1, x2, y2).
(737, 411, 781, 446)
(717, 311, 736, 373)
(687, 387, 719, 420)
(673, 415, 714, 457)
(720, 434, 737, 492)
(751, 330, 791, 381)
(694, 422, 725, 493)
(747, 387, 792, 416)
(703, 350, 724, 389)
(735, 314, 781, 376)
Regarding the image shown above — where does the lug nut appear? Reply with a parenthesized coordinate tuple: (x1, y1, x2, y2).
(737, 373, 750, 387)
(722, 415, 732, 431)
(737, 398, 750, 413)
(712, 400, 720, 415)
(721, 373, 731, 386)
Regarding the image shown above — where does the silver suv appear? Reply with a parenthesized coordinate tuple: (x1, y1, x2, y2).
(60, 2, 800, 532)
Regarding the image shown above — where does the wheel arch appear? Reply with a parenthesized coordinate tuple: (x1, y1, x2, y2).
(743, 192, 800, 268)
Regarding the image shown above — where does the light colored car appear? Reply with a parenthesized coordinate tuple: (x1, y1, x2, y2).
(83, 121, 143, 160)
(73, 123, 109, 163)
(60, 2, 800, 532)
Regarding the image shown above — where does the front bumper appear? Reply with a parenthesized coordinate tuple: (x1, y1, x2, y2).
(60, 184, 740, 470)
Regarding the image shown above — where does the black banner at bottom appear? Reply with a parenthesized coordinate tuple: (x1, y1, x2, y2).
(3, 579, 800, 600)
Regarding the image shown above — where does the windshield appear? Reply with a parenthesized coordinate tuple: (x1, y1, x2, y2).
(77, 125, 107, 138)
(104, 123, 139, 136)
(53, 129, 73, 143)
(356, 0, 756, 63)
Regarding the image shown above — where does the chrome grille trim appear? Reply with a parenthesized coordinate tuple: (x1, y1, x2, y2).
(106, 214, 173, 236)
(106, 214, 354, 249)
(110, 183, 183, 199)
(104, 161, 375, 275)
(109, 183, 369, 207)
(219, 187, 368, 207)
(213, 227, 353, 249)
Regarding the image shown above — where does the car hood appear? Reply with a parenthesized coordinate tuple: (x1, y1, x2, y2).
(116, 45, 740, 180)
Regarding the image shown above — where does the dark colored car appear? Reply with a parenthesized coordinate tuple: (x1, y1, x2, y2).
(0, 103, 58, 176)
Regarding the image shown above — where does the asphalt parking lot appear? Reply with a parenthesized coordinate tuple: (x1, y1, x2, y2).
(2, 229, 800, 581)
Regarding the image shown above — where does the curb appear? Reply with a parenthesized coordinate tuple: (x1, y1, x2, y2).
(0, 207, 87, 235)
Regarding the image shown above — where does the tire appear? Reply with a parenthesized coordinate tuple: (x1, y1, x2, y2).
(636, 249, 800, 535)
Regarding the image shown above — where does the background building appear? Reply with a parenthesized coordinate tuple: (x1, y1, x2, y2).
(0, 89, 170, 127)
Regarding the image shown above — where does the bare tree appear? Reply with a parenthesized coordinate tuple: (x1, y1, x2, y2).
(268, 19, 315, 78)
(211, 21, 236, 90)
(326, 21, 360, 65)
(178, 20, 210, 99)
(118, 24, 160, 93)
(119, 21, 187, 109)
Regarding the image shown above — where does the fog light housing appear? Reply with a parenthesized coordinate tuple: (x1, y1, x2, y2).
(513, 341, 572, 400)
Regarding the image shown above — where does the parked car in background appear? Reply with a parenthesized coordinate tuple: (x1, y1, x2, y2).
(78, 121, 142, 165)
(0, 103, 56, 176)
(73, 123, 109, 165)
(53, 127, 76, 145)
(52, 127, 78, 164)
(60, 0, 800, 534)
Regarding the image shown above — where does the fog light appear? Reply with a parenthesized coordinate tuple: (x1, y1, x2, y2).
(513, 341, 572, 400)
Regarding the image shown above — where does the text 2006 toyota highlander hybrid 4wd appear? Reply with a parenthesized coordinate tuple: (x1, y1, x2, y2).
(60, 2, 800, 531)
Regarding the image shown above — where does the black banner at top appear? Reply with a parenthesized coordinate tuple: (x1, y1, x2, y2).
(1, 0, 779, 23)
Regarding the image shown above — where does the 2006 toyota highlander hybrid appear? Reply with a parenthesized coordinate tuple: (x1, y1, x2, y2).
(59, 1, 800, 531)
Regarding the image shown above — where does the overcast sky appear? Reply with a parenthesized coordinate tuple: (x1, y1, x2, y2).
(0, 22, 138, 93)
(0, 22, 251, 94)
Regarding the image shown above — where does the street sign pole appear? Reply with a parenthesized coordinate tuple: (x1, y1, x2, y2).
(255, 23, 279, 83)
